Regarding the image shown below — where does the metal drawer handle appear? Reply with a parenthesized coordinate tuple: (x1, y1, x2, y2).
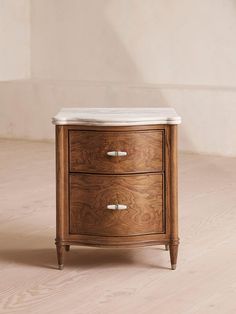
(107, 151, 127, 157)
(107, 204, 128, 210)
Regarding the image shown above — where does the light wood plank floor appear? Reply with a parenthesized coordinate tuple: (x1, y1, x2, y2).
(0, 139, 235, 314)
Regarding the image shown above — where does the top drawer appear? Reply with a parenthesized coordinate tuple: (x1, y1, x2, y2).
(69, 130, 164, 173)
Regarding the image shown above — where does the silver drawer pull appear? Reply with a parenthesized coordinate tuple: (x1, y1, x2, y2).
(107, 151, 127, 157)
(107, 204, 128, 210)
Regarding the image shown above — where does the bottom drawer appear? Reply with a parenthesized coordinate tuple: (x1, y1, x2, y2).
(69, 173, 164, 236)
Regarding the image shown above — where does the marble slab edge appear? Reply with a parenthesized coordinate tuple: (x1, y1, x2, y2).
(52, 107, 181, 126)
(52, 118, 181, 126)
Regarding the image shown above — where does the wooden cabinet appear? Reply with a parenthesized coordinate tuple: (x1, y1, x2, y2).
(53, 108, 181, 270)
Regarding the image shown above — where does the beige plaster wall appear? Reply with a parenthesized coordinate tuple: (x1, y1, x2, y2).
(31, 0, 236, 86)
(0, 0, 236, 156)
(0, 0, 30, 80)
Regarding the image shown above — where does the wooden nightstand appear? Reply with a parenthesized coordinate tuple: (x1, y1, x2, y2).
(52, 108, 181, 270)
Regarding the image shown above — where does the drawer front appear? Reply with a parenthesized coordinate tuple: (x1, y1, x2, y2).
(69, 173, 164, 236)
(69, 130, 163, 173)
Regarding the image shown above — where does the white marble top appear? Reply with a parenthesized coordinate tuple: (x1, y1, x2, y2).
(52, 107, 181, 126)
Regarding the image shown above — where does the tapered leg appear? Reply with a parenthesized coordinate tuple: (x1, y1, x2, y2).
(56, 244, 65, 270)
(65, 245, 70, 252)
(169, 244, 178, 270)
(165, 244, 169, 251)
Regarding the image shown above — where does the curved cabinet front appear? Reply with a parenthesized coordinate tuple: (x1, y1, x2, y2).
(69, 173, 165, 237)
(69, 130, 164, 173)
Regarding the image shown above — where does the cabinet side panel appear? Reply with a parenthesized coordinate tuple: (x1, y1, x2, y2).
(56, 125, 69, 243)
(169, 125, 179, 244)
(164, 125, 170, 237)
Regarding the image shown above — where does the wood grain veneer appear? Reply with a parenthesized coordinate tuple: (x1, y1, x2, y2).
(69, 173, 164, 236)
(69, 130, 163, 173)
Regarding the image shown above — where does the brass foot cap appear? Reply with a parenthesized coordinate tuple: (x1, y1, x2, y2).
(58, 264, 64, 270)
(171, 264, 176, 270)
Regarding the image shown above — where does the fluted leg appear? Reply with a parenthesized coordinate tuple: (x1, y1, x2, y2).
(56, 244, 65, 270)
(169, 244, 178, 270)
(65, 245, 70, 252)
